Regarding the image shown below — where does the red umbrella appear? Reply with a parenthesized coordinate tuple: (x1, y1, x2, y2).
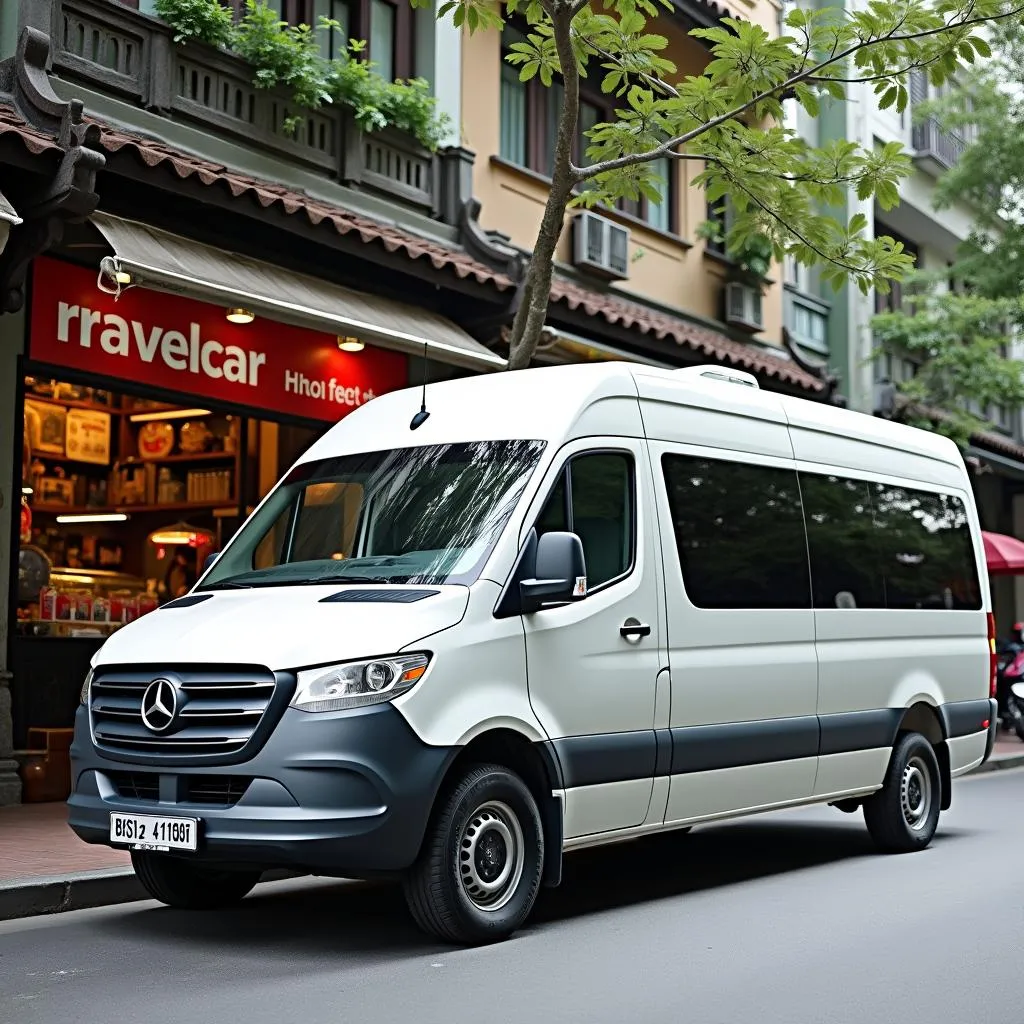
(982, 531, 1024, 575)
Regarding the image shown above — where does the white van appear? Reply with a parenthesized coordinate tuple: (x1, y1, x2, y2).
(69, 362, 997, 944)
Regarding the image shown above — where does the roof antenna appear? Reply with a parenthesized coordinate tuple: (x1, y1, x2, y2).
(410, 340, 430, 430)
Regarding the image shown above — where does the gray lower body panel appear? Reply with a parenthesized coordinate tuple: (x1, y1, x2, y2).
(68, 703, 457, 877)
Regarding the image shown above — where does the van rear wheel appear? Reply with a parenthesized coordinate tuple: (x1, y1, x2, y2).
(131, 851, 261, 909)
(403, 763, 544, 945)
(863, 732, 941, 853)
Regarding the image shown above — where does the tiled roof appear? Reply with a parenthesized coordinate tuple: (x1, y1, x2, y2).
(2, 103, 827, 396)
(549, 278, 827, 394)
(0, 103, 514, 292)
(0, 104, 61, 156)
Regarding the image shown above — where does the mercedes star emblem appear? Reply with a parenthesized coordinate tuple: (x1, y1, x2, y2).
(140, 678, 178, 733)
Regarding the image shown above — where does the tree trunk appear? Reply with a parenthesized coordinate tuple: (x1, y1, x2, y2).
(504, 8, 580, 372)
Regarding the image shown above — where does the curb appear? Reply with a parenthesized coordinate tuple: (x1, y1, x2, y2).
(0, 866, 145, 923)
(970, 753, 1024, 775)
(0, 866, 302, 924)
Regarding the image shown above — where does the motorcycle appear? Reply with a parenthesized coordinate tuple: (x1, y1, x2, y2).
(997, 630, 1024, 741)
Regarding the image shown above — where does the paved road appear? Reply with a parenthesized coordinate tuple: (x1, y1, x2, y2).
(2, 770, 1018, 1024)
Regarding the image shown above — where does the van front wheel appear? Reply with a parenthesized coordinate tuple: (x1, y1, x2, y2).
(403, 764, 544, 945)
(863, 732, 941, 853)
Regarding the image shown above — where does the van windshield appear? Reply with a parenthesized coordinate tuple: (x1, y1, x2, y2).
(199, 440, 547, 589)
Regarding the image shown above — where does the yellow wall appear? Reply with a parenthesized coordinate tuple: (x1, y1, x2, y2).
(459, 8, 784, 349)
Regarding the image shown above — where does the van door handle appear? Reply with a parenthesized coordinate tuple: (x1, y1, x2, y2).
(620, 620, 651, 640)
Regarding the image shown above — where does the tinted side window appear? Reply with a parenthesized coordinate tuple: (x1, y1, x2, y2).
(800, 473, 886, 609)
(661, 454, 811, 609)
(537, 452, 634, 588)
(871, 484, 982, 610)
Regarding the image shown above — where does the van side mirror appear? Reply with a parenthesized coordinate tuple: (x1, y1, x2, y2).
(202, 551, 221, 573)
(520, 532, 587, 613)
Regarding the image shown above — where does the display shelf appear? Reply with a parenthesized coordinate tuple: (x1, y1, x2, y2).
(30, 450, 110, 467)
(25, 396, 120, 414)
(120, 451, 237, 465)
(30, 500, 238, 516)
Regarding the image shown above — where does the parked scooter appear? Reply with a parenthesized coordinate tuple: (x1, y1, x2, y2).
(997, 623, 1024, 741)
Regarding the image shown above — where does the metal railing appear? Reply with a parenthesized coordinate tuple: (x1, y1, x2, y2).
(912, 116, 968, 170)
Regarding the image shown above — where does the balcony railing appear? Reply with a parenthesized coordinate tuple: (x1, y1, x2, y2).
(42, 0, 470, 223)
(911, 116, 968, 174)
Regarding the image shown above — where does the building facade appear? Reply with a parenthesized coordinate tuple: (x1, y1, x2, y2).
(0, 0, 832, 804)
(783, 8, 1024, 634)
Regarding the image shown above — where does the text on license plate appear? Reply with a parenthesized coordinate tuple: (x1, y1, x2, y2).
(109, 812, 198, 852)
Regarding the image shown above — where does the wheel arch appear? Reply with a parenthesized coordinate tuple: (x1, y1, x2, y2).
(896, 701, 952, 811)
(432, 727, 564, 888)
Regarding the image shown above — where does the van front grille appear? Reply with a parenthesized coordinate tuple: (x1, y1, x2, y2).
(108, 771, 253, 806)
(89, 665, 282, 763)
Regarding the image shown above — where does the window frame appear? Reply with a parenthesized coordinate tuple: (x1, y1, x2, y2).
(532, 447, 639, 595)
(285, 0, 416, 80)
(497, 22, 676, 234)
(659, 450, 813, 611)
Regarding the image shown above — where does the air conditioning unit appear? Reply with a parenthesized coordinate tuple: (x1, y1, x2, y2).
(724, 281, 765, 333)
(573, 212, 630, 281)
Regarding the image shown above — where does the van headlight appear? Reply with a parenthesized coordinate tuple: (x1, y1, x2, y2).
(80, 668, 94, 705)
(290, 654, 430, 713)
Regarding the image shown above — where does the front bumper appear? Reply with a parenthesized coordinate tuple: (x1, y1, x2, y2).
(68, 702, 457, 877)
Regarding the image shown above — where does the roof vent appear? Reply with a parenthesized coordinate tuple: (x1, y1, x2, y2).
(674, 365, 760, 389)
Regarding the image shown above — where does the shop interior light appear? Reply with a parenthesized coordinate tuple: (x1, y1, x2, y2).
(337, 336, 364, 353)
(129, 408, 213, 423)
(56, 512, 129, 524)
(21, 486, 32, 495)
(226, 307, 255, 324)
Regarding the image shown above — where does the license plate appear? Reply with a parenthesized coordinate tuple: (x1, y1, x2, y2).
(109, 812, 198, 852)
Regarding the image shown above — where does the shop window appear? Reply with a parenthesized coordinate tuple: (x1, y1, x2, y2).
(498, 24, 675, 233)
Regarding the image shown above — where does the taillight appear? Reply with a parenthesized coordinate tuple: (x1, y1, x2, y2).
(988, 612, 998, 698)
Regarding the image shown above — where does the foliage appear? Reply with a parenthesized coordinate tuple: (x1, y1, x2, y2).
(871, 290, 1024, 447)
(154, 0, 234, 47)
(430, 0, 1023, 368)
(326, 42, 453, 147)
(697, 218, 773, 283)
(907, 19, 1024, 298)
(154, 0, 449, 148)
(870, 19, 1024, 447)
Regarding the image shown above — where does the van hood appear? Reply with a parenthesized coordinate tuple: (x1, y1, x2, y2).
(92, 585, 470, 670)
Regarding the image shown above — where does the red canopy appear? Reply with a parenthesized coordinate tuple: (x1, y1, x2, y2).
(982, 531, 1024, 575)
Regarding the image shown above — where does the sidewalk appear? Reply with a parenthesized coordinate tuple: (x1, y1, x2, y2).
(2, 738, 1023, 923)
(0, 801, 142, 920)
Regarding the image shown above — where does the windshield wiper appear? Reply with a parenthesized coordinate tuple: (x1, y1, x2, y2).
(200, 580, 254, 590)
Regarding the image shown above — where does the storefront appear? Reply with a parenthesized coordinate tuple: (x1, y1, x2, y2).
(8, 220, 503, 788)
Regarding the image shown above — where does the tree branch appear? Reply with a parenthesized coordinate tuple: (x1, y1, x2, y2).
(505, 0, 581, 370)
(722, 172, 875, 275)
(570, 0, 1024, 183)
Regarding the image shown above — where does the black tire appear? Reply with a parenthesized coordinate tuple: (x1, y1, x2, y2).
(402, 763, 544, 945)
(863, 732, 941, 853)
(131, 852, 261, 909)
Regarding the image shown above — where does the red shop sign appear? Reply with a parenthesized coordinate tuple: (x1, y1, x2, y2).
(29, 256, 409, 422)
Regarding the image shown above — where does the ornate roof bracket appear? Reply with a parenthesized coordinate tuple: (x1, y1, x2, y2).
(0, 26, 105, 312)
(782, 326, 846, 406)
(457, 196, 531, 341)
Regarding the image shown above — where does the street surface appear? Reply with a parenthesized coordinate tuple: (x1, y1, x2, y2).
(1, 769, 1017, 1024)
